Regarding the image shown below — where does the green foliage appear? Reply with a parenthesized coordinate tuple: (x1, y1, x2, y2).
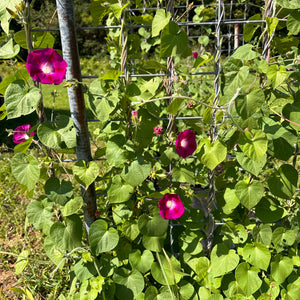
(1, 0, 300, 299)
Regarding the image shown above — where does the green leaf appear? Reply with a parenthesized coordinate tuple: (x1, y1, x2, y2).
(15, 250, 29, 275)
(236, 152, 266, 177)
(243, 14, 261, 42)
(90, 0, 109, 25)
(112, 204, 132, 225)
(14, 137, 34, 154)
(123, 221, 140, 241)
(223, 66, 249, 101)
(242, 243, 271, 271)
(37, 115, 76, 149)
(272, 36, 299, 54)
(255, 196, 288, 223)
(122, 155, 151, 187)
(14, 30, 55, 49)
(129, 250, 154, 274)
(101, 70, 124, 81)
(200, 139, 227, 170)
(195, 257, 210, 282)
(266, 17, 278, 36)
(43, 236, 65, 268)
(151, 253, 183, 285)
(166, 98, 185, 115)
(152, 9, 170, 37)
(253, 224, 272, 246)
(142, 234, 166, 252)
(0, 0, 20, 34)
(138, 212, 169, 237)
(231, 44, 260, 60)
(73, 160, 99, 187)
(272, 228, 296, 253)
(89, 219, 119, 255)
(179, 230, 203, 255)
(235, 263, 262, 296)
(11, 153, 40, 191)
(0, 38, 20, 59)
(285, 283, 300, 300)
(287, 11, 300, 35)
(160, 21, 190, 58)
(276, 0, 300, 9)
(223, 188, 240, 215)
(50, 215, 82, 251)
(235, 180, 264, 209)
(108, 176, 134, 204)
(270, 255, 293, 284)
(238, 130, 268, 161)
(260, 116, 297, 159)
(26, 198, 53, 233)
(172, 166, 195, 184)
(235, 89, 265, 119)
(106, 135, 128, 167)
(0, 68, 30, 95)
(113, 268, 145, 299)
(44, 177, 73, 205)
(62, 197, 83, 217)
(267, 164, 298, 199)
(0, 103, 6, 120)
(266, 65, 287, 88)
(282, 94, 300, 131)
(210, 244, 239, 277)
(4, 80, 41, 119)
(221, 222, 248, 244)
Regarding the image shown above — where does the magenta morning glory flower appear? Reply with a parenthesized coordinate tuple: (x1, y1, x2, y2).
(158, 193, 185, 220)
(175, 129, 197, 158)
(26, 48, 67, 85)
(154, 126, 163, 135)
(13, 124, 34, 144)
(192, 52, 198, 59)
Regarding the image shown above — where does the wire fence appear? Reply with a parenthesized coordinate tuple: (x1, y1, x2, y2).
(52, 0, 276, 232)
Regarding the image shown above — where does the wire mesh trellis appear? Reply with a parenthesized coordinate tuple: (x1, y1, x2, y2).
(52, 0, 272, 236)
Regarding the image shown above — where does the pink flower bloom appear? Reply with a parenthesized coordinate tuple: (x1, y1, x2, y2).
(94, 211, 100, 217)
(26, 48, 67, 85)
(158, 193, 184, 220)
(131, 110, 138, 122)
(13, 124, 34, 144)
(188, 102, 194, 108)
(175, 129, 197, 158)
(154, 126, 163, 135)
(192, 52, 198, 59)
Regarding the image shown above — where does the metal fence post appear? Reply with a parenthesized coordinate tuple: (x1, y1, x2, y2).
(56, 0, 97, 231)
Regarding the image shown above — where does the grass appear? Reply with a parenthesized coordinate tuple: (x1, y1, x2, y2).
(0, 151, 70, 299)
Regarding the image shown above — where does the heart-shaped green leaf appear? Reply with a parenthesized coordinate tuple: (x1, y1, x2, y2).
(235, 262, 262, 296)
(239, 130, 268, 161)
(50, 215, 82, 251)
(11, 153, 40, 191)
(235, 179, 264, 209)
(44, 177, 73, 205)
(242, 243, 271, 271)
(89, 219, 119, 255)
(5, 80, 41, 119)
(200, 139, 227, 170)
(268, 164, 298, 199)
(129, 250, 154, 274)
(211, 244, 239, 277)
(73, 160, 99, 187)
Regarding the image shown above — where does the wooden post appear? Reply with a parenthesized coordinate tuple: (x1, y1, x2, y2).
(56, 0, 97, 231)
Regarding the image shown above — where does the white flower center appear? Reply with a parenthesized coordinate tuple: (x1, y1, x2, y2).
(42, 63, 53, 74)
(180, 139, 188, 148)
(166, 200, 173, 209)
